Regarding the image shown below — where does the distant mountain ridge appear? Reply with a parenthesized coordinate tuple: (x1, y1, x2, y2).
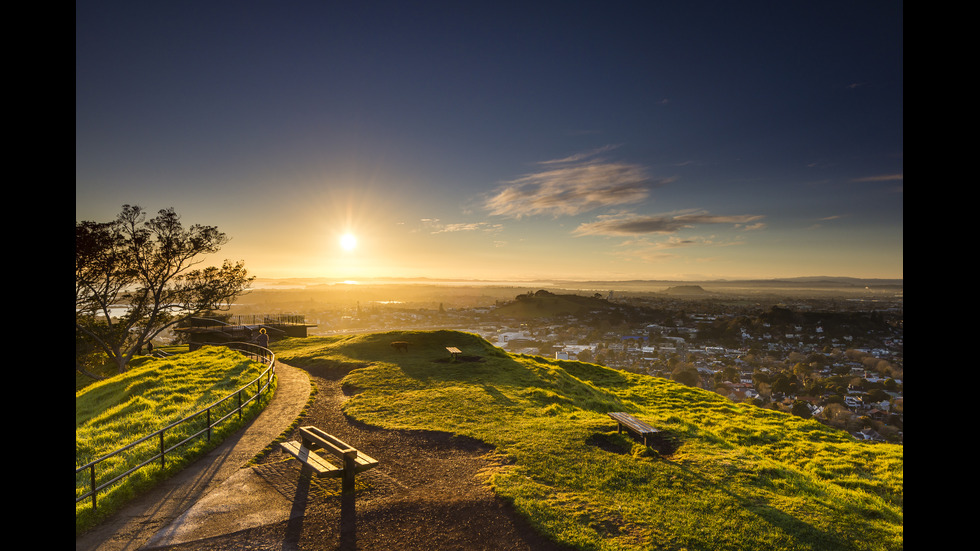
(555, 276, 903, 288)
(253, 276, 903, 289)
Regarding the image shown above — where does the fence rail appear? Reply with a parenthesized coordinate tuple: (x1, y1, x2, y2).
(188, 314, 308, 327)
(75, 342, 276, 511)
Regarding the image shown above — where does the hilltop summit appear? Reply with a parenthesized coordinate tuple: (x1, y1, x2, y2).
(268, 330, 903, 551)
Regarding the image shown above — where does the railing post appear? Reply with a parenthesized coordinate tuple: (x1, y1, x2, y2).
(90, 464, 97, 510)
(160, 429, 166, 469)
(206, 408, 212, 443)
(238, 390, 243, 419)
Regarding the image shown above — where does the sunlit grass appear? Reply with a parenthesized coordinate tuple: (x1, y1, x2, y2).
(75, 346, 274, 535)
(274, 331, 903, 551)
(75, 344, 191, 392)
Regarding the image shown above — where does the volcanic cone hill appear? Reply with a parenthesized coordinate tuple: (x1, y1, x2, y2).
(271, 330, 903, 551)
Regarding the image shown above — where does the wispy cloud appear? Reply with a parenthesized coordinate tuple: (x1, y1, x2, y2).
(432, 222, 502, 234)
(852, 173, 903, 183)
(484, 147, 667, 218)
(536, 145, 621, 165)
(574, 210, 765, 236)
(807, 214, 847, 229)
(851, 173, 903, 194)
(601, 234, 750, 265)
(421, 219, 503, 234)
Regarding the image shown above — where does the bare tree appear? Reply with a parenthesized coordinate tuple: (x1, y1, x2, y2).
(76, 205, 254, 376)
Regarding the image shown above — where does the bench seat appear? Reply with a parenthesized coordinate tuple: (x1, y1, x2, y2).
(279, 440, 342, 476)
(608, 412, 660, 446)
(300, 426, 379, 472)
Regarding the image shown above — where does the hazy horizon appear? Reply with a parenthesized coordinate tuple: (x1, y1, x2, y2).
(246, 274, 904, 291)
(77, 3, 903, 283)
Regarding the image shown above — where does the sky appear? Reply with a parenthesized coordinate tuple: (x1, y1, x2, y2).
(76, 1, 903, 283)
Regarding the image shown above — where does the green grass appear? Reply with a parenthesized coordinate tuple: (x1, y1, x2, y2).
(76, 344, 191, 392)
(75, 346, 275, 535)
(273, 330, 903, 551)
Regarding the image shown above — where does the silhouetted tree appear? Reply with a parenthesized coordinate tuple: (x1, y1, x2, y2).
(791, 400, 813, 419)
(671, 363, 700, 387)
(76, 205, 254, 376)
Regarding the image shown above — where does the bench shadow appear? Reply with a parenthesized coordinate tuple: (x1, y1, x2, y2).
(283, 465, 358, 550)
(481, 383, 516, 406)
(340, 490, 356, 550)
(283, 467, 311, 548)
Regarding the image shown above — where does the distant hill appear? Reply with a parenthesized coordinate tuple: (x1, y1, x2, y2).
(491, 289, 612, 319)
(661, 284, 710, 295)
(716, 276, 903, 289)
(272, 330, 903, 551)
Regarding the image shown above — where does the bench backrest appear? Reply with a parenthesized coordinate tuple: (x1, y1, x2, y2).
(300, 426, 358, 460)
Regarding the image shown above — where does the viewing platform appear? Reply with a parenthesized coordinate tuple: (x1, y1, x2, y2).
(177, 314, 316, 348)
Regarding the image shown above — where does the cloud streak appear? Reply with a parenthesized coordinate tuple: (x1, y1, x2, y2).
(484, 147, 667, 218)
(852, 173, 903, 183)
(420, 219, 503, 234)
(574, 211, 765, 236)
(431, 222, 502, 234)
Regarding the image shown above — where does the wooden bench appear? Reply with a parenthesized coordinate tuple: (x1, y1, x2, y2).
(280, 426, 379, 493)
(608, 412, 660, 447)
(390, 341, 410, 352)
(446, 346, 462, 360)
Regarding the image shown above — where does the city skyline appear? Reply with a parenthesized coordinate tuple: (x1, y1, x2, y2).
(76, 2, 903, 283)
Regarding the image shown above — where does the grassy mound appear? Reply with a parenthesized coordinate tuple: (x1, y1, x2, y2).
(75, 346, 274, 534)
(274, 331, 903, 551)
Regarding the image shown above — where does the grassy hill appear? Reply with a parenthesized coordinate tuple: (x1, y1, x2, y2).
(76, 346, 274, 533)
(272, 330, 903, 551)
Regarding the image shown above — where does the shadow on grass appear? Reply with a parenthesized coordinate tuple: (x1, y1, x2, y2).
(676, 461, 854, 550)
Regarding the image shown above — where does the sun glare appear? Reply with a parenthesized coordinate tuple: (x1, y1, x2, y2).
(340, 233, 357, 251)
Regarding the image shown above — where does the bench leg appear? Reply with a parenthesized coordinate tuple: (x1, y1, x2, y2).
(342, 451, 356, 494)
(342, 468, 354, 493)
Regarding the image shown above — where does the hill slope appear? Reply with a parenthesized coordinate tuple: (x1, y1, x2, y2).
(273, 331, 902, 551)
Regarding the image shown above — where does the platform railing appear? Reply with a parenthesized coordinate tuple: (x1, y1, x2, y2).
(188, 314, 308, 328)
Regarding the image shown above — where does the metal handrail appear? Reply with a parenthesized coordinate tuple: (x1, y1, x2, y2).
(75, 342, 276, 511)
(188, 314, 308, 328)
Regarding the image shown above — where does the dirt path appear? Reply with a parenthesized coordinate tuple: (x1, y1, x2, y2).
(155, 363, 572, 550)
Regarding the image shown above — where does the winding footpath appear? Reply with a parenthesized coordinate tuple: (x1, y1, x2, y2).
(75, 362, 312, 551)
(76, 361, 571, 551)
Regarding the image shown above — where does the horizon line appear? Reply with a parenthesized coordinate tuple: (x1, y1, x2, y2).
(249, 274, 904, 284)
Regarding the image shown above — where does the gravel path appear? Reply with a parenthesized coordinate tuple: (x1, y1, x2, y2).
(76, 361, 309, 551)
(143, 361, 573, 550)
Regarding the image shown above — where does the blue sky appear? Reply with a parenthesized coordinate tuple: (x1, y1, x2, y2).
(76, 1, 903, 282)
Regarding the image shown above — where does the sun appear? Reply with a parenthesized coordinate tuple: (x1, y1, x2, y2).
(340, 233, 357, 251)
